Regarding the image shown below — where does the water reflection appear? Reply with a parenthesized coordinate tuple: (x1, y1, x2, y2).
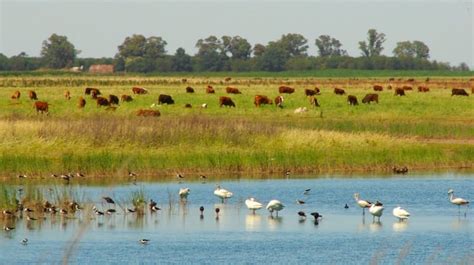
(451, 216, 469, 230)
(267, 216, 283, 231)
(392, 221, 408, 232)
(369, 221, 383, 232)
(245, 214, 262, 231)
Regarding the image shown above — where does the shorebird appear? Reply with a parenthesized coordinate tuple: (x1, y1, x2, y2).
(311, 212, 323, 225)
(103, 197, 115, 205)
(266, 200, 284, 217)
(51, 174, 59, 178)
(245, 198, 263, 214)
(298, 211, 306, 220)
(60, 209, 68, 215)
(303, 189, 311, 195)
(200, 206, 204, 219)
(139, 239, 150, 245)
(392, 206, 410, 221)
(17, 174, 27, 179)
(76, 172, 85, 178)
(26, 215, 37, 221)
(296, 199, 306, 205)
(128, 171, 138, 178)
(214, 186, 233, 203)
(21, 238, 28, 245)
(23, 207, 34, 213)
(151, 206, 161, 212)
(344, 204, 349, 209)
(126, 208, 136, 213)
(179, 188, 191, 200)
(176, 173, 184, 179)
(106, 209, 116, 215)
(3, 226, 15, 231)
(354, 193, 372, 216)
(149, 199, 157, 209)
(215, 207, 220, 219)
(369, 202, 384, 222)
(199, 175, 207, 180)
(2, 210, 13, 216)
(448, 189, 469, 215)
(285, 170, 290, 177)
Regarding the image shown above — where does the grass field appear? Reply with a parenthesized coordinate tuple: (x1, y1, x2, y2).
(0, 75, 472, 179)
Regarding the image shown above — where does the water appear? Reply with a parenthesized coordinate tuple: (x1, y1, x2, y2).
(0, 173, 473, 264)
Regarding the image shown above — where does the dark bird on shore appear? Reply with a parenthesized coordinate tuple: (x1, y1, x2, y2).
(106, 209, 116, 215)
(21, 238, 28, 245)
(176, 173, 184, 179)
(296, 200, 306, 205)
(17, 174, 27, 179)
(303, 189, 311, 195)
(3, 226, 15, 231)
(344, 204, 349, 209)
(298, 211, 306, 219)
(76, 172, 85, 178)
(23, 208, 34, 213)
(103, 197, 115, 204)
(128, 171, 138, 178)
(139, 239, 150, 245)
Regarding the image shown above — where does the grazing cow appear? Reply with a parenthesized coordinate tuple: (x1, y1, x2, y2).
(136, 109, 161, 117)
(279, 86, 295, 94)
(184, 103, 192, 108)
(226, 87, 241, 94)
(309, 96, 320, 107)
(387, 85, 393, 90)
(362, 93, 379, 104)
(186, 86, 195, 93)
(451, 88, 469, 96)
(334, 88, 346, 95)
(373, 85, 383, 91)
(274, 95, 284, 108)
(394, 88, 406, 96)
(254, 95, 272, 107)
(225, 77, 232, 82)
(158, 94, 175, 105)
(64, 90, 71, 100)
(132, 87, 148, 94)
(181, 78, 187, 83)
(388, 78, 395, 81)
(28, 90, 38, 100)
(34, 101, 49, 114)
(206, 85, 215, 94)
(347, 95, 358, 106)
(91, 90, 99, 99)
(402, 85, 413, 91)
(11, 90, 21, 100)
(305, 88, 319, 96)
(121, 95, 133, 102)
(219, 96, 235, 107)
(109, 94, 119, 105)
(96, 97, 109, 107)
(407, 78, 415, 82)
(418, 86, 430, 92)
(85, 87, 101, 95)
(78, 97, 86, 108)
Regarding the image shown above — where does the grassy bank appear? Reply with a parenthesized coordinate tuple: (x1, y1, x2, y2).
(0, 76, 472, 178)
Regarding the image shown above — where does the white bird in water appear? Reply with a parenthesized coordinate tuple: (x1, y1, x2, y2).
(214, 185, 233, 203)
(369, 201, 384, 222)
(354, 193, 372, 216)
(448, 189, 469, 215)
(245, 198, 263, 214)
(266, 200, 284, 217)
(179, 188, 191, 200)
(392, 206, 410, 221)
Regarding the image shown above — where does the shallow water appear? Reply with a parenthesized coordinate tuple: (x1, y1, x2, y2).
(1, 173, 473, 264)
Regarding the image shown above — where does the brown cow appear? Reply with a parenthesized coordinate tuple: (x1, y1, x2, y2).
(254, 95, 272, 107)
(407, 78, 415, 82)
(132, 87, 148, 94)
(334, 88, 346, 95)
(309, 96, 320, 107)
(206, 85, 215, 94)
(91, 90, 99, 99)
(121, 95, 133, 102)
(158, 94, 175, 105)
(78, 97, 86, 108)
(186, 86, 195, 93)
(226, 87, 241, 94)
(373, 85, 383, 91)
(472, 87, 474, 94)
(387, 85, 393, 90)
(11, 90, 21, 100)
(28, 90, 38, 100)
(305, 88, 320, 96)
(362, 93, 379, 104)
(136, 109, 161, 117)
(279, 86, 295, 94)
(184, 103, 192, 108)
(402, 85, 413, 91)
(451, 88, 469, 96)
(96, 97, 109, 107)
(388, 78, 395, 81)
(395, 88, 406, 96)
(109, 94, 119, 105)
(417, 86, 430, 92)
(64, 90, 71, 100)
(219, 96, 235, 107)
(85, 87, 101, 95)
(34, 101, 49, 114)
(274, 95, 284, 108)
(347, 95, 358, 106)
(224, 77, 232, 82)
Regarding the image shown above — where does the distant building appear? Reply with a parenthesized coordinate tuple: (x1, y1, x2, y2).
(89, 64, 114, 74)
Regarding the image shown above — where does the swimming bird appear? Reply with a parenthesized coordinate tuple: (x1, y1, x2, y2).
(21, 238, 28, 245)
(139, 239, 150, 245)
(296, 199, 306, 205)
(392, 206, 410, 221)
(106, 209, 116, 215)
(126, 208, 136, 213)
(179, 188, 191, 200)
(266, 200, 284, 217)
(3, 226, 15, 231)
(298, 211, 306, 220)
(151, 206, 161, 212)
(344, 204, 349, 209)
(245, 198, 263, 214)
(102, 196, 115, 205)
(303, 189, 311, 195)
(354, 193, 372, 216)
(369, 203, 384, 222)
(310, 212, 323, 225)
(214, 186, 233, 203)
(448, 189, 469, 215)
(215, 207, 220, 219)
(199, 206, 204, 219)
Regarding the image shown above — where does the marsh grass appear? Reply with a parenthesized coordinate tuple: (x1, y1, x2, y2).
(0, 184, 17, 212)
(129, 187, 147, 215)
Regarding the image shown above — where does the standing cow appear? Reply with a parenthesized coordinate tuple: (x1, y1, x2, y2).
(279, 86, 295, 94)
(28, 90, 38, 100)
(362, 94, 379, 104)
(334, 88, 346, 95)
(78, 97, 86, 109)
(219, 96, 235, 107)
(451, 88, 469, 96)
(254, 95, 272, 107)
(11, 90, 21, 100)
(158, 94, 175, 105)
(347, 95, 358, 106)
(34, 101, 49, 114)
(274, 96, 284, 108)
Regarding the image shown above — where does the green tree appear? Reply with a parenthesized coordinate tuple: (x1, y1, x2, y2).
(315, 35, 347, 57)
(171, 48, 193, 71)
(195, 36, 228, 71)
(0, 53, 9, 70)
(253, 44, 266, 57)
(258, 42, 289, 71)
(222, 36, 252, 59)
(392, 41, 415, 58)
(41, 34, 78, 68)
(118, 35, 167, 60)
(275, 33, 308, 57)
(143, 36, 167, 59)
(412, 41, 430, 59)
(358, 29, 386, 57)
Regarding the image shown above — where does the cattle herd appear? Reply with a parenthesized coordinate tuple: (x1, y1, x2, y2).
(7, 79, 473, 116)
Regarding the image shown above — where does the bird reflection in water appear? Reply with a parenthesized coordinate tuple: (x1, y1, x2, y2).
(369, 221, 382, 232)
(392, 221, 408, 232)
(245, 214, 262, 231)
(267, 215, 283, 231)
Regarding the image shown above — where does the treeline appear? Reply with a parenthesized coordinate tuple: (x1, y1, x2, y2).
(0, 30, 470, 72)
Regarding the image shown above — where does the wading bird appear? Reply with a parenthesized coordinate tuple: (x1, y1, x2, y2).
(354, 193, 372, 216)
(179, 188, 191, 200)
(369, 201, 384, 222)
(139, 239, 150, 245)
(392, 206, 410, 221)
(214, 186, 233, 203)
(266, 200, 284, 217)
(245, 198, 263, 214)
(448, 189, 469, 215)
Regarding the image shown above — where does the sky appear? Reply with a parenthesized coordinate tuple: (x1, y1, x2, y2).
(0, 0, 473, 67)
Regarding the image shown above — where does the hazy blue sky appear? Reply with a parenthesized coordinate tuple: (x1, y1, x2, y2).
(1, 0, 472, 67)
